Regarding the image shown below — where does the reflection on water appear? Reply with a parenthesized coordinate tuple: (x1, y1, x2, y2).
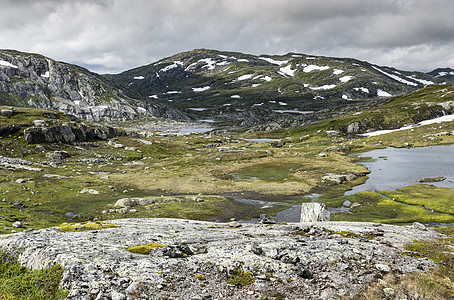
(347, 144, 454, 195)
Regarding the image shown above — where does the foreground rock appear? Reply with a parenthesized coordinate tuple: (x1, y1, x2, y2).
(0, 219, 441, 300)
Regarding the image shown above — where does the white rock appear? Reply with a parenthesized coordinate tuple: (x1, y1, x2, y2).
(375, 263, 391, 272)
(300, 203, 330, 222)
(80, 188, 100, 195)
(12, 221, 24, 228)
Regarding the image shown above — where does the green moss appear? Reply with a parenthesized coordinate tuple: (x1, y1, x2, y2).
(226, 263, 255, 286)
(0, 250, 68, 300)
(381, 185, 454, 214)
(328, 189, 454, 224)
(195, 274, 206, 281)
(56, 221, 119, 232)
(126, 242, 166, 254)
(433, 225, 454, 236)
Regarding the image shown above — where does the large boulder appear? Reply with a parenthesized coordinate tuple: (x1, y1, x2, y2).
(300, 203, 330, 222)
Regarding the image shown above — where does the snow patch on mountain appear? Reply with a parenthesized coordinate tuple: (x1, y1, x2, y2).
(160, 61, 184, 73)
(377, 89, 392, 97)
(279, 64, 297, 77)
(354, 87, 370, 93)
(0, 60, 18, 68)
(437, 71, 454, 77)
(339, 76, 353, 83)
(406, 75, 434, 85)
(238, 74, 254, 81)
(372, 66, 418, 86)
(41, 71, 50, 78)
(304, 65, 330, 73)
(333, 69, 344, 75)
(134, 76, 145, 80)
(311, 84, 336, 90)
(192, 86, 211, 92)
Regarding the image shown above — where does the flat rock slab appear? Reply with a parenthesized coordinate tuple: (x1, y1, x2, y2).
(0, 219, 442, 300)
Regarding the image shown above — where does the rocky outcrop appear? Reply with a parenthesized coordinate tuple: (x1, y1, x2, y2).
(0, 50, 187, 121)
(23, 121, 124, 144)
(0, 218, 441, 299)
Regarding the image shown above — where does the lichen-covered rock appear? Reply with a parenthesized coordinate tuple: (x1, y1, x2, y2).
(0, 218, 441, 299)
(46, 150, 70, 160)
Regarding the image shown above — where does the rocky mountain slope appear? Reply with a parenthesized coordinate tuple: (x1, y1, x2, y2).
(0, 219, 440, 299)
(106, 49, 454, 117)
(0, 50, 187, 122)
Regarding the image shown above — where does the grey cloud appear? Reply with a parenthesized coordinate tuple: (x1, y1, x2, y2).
(0, 0, 453, 73)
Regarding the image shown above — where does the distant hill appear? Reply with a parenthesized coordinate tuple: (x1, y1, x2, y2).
(106, 49, 453, 115)
(0, 50, 186, 121)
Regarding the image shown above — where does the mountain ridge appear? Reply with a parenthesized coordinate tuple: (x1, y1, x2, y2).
(1, 48, 454, 124)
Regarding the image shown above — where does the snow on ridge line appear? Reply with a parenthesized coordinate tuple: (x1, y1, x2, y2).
(0, 60, 18, 68)
(371, 66, 418, 86)
(303, 65, 330, 73)
(259, 57, 288, 66)
(363, 114, 454, 137)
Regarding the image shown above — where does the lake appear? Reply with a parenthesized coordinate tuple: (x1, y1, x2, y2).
(346, 144, 454, 195)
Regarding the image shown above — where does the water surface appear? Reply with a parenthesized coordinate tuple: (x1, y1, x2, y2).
(346, 144, 454, 195)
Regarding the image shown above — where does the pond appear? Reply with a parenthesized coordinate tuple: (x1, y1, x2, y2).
(346, 144, 454, 195)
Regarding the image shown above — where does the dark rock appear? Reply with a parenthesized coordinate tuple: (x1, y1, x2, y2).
(258, 214, 277, 224)
(296, 264, 312, 279)
(13, 202, 26, 209)
(251, 243, 263, 255)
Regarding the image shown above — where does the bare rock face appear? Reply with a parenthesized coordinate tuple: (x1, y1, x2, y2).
(0, 50, 188, 122)
(0, 219, 441, 300)
(300, 203, 330, 222)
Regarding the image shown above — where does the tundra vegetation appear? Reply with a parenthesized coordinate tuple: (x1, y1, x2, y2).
(1, 85, 454, 298)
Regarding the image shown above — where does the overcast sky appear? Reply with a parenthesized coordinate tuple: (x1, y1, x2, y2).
(1, 0, 453, 74)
